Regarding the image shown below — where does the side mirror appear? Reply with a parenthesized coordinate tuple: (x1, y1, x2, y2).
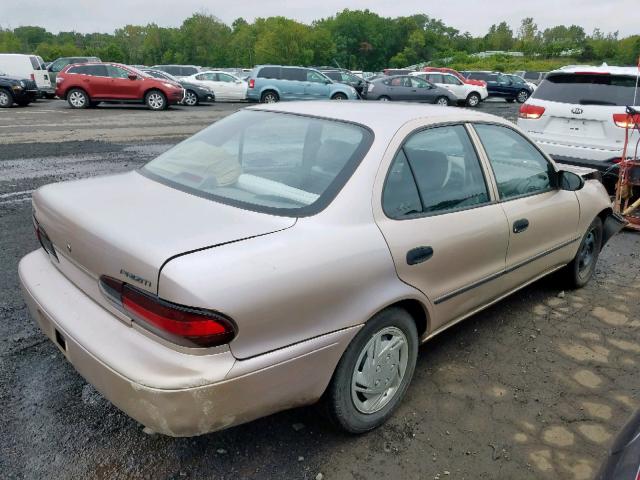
(128, 74, 138, 80)
(559, 170, 585, 191)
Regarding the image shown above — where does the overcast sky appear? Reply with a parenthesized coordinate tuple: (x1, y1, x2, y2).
(3, 0, 638, 37)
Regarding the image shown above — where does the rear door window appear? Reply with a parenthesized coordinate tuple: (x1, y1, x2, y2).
(72, 65, 108, 76)
(281, 68, 306, 81)
(533, 73, 640, 106)
(258, 67, 281, 79)
(307, 70, 327, 83)
(443, 75, 461, 85)
(107, 65, 130, 78)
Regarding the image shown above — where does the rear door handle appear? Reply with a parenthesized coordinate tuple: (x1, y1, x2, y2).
(513, 218, 529, 233)
(407, 246, 434, 265)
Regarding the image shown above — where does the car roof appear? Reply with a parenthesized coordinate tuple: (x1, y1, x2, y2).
(247, 101, 508, 132)
(550, 65, 640, 76)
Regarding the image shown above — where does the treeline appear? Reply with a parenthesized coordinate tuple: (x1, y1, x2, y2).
(1, 10, 638, 70)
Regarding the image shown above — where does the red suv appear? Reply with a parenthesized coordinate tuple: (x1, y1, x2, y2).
(55, 63, 184, 110)
(422, 67, 487, 87)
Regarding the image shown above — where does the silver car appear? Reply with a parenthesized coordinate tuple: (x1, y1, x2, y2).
(20, 102, 623, 436)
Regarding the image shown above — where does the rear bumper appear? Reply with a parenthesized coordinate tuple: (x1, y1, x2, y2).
(19, 249, 359, 436)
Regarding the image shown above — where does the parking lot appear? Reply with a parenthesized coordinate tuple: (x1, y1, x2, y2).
(1, 98, 638, 480)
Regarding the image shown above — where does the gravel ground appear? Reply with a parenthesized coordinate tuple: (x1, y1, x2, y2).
(0, 98, 638, 480)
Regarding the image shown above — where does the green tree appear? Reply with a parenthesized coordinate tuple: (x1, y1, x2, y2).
(484, 22, 514, 51)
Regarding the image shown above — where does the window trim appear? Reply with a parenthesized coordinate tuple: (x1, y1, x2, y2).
(139, 110, 375, 218)
(381, 122, 495, 221)
(470, 121, 559, 203)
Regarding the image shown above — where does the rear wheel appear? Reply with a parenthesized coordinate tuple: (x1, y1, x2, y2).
(67, 88, 89, 109)
(466, 92, 481, 107)
(563, 217, 603, 288)
(377, 95, 390, 101)
(323, 307, 418, 433)
(145, 90, 167, 110)
(183, 90, 199, 106)
(260, 90, 279, 103)
(0, 89, 14, 108)
(516, 90, 529, 103)
(435, 96, 449, 106)
(332, 92, 348, 100)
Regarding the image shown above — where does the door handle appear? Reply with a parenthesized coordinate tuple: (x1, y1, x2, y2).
(406, 246, 434, 265)
(513, 218, 529, 233)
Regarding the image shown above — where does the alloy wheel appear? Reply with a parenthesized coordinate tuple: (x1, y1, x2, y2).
(69, 91, 86, 108)
(263, 93, 278, 103)
(184, 91, 197, 106)
(467, 94, 479, 107)
(148, 92, 165, 110)
(437, 97, 449, 106)
(351, 326, 409, 414)
(0, 91, 10, 107)
(517, 91, 529, 103)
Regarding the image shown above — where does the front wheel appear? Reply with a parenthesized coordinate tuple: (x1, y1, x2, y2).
(323, 307, 418, 434)
(145, 90, 167, 110)
(0, 89, 14, 108)
(67, 88, 89, 109)
(183, 90, 199, 106)
(563, 217, 603, 288)
(466, 92, 481, 107)
(435, 96, 449, 106)
(516, 90, 530, 103)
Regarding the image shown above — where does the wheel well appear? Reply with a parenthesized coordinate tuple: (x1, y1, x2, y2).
(389, 299, 429, 337)
(597, 207, 613, 224)
(467, 91, 480, 97)
(144, 88, 165, 99)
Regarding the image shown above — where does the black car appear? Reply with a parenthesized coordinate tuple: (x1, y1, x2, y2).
(596, 409, 640, 479)
(317, 68, 368, 95)
(141, 69, 215, 106)
(464, 71, 533, 103)
(364, 75, 457, 105)
(0, 72, 38, 108)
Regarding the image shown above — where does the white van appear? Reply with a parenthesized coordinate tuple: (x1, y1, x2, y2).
(0, 54, 54, 97)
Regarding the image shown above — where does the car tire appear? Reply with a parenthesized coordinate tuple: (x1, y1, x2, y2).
(332, 93, 348, 100)
(260, 90, 279, 103)
(145, 90, 167, 110)
(183, 90, 199, 106)
(563, 217, 603, 289)
(516, 90, 530, 103)
(377, 96, 390, 101)
(323, 307, 418, 434)
(466, 92, 481, 107)
(0, 89, 14, 108)
(435, 96, 449, 106)
(67, 88, 89, 109)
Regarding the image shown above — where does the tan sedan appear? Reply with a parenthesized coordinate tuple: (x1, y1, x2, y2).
(19, 102, 624, 436)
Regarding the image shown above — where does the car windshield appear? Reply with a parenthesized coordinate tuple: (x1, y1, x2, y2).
(142, 110, 373, 216)
(533, 73, 640, 106)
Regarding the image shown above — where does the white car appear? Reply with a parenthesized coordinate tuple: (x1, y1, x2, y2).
(517, 65, 640, 190)
(410, 72, 488, 107)
(0, 53, 54, 97)
(185, 71, 247, 101)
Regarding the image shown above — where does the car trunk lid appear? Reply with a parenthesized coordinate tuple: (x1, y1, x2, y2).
(32, 171, 296, 296)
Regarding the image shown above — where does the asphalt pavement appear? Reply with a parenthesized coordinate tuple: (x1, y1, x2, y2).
(1, 98, 638, 480)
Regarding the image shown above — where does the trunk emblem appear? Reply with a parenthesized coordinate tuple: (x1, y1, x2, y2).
(571, 107, 583, 115)
(66, 243, 72, 253)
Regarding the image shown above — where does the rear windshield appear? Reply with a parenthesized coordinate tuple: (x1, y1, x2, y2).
(142, 110, 373, 216)
(533, 73, 640, 106)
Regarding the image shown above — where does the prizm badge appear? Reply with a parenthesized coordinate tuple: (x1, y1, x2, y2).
(571, 107, 584, 115)
(120, 269, 152, 288)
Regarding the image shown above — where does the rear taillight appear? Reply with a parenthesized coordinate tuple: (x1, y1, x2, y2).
(99, 276, 236, 348)
(248, 78, 255, 89)
(519, 104, 546, 119)
(613, 113, 640, 128)
(33, 218, 59, 262)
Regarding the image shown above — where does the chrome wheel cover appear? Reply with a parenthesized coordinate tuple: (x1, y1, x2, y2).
(437, 97, 448, 106)
(148, 92, 164, 109)
(351, 326, 409, 414)
(517, 91, 528, 102)
(69, 91, 86, 107)
(467, 94, 479, 106)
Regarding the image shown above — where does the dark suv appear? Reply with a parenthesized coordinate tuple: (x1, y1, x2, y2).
(56, 63, 184, 110)
(316, 68, 368, 95)
(0, 71, 38, 107)
(464, 71, 533, 103)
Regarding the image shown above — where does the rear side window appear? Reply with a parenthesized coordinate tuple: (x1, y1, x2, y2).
(67, 65, 108, 76)
(383, 125, 490, 218)
(181, 67, 198, 76)
(429, 74, 444, 83)
(533, 73, 640, 106)
(474, 124, 553, 200)
(258, 67, 281, 79)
